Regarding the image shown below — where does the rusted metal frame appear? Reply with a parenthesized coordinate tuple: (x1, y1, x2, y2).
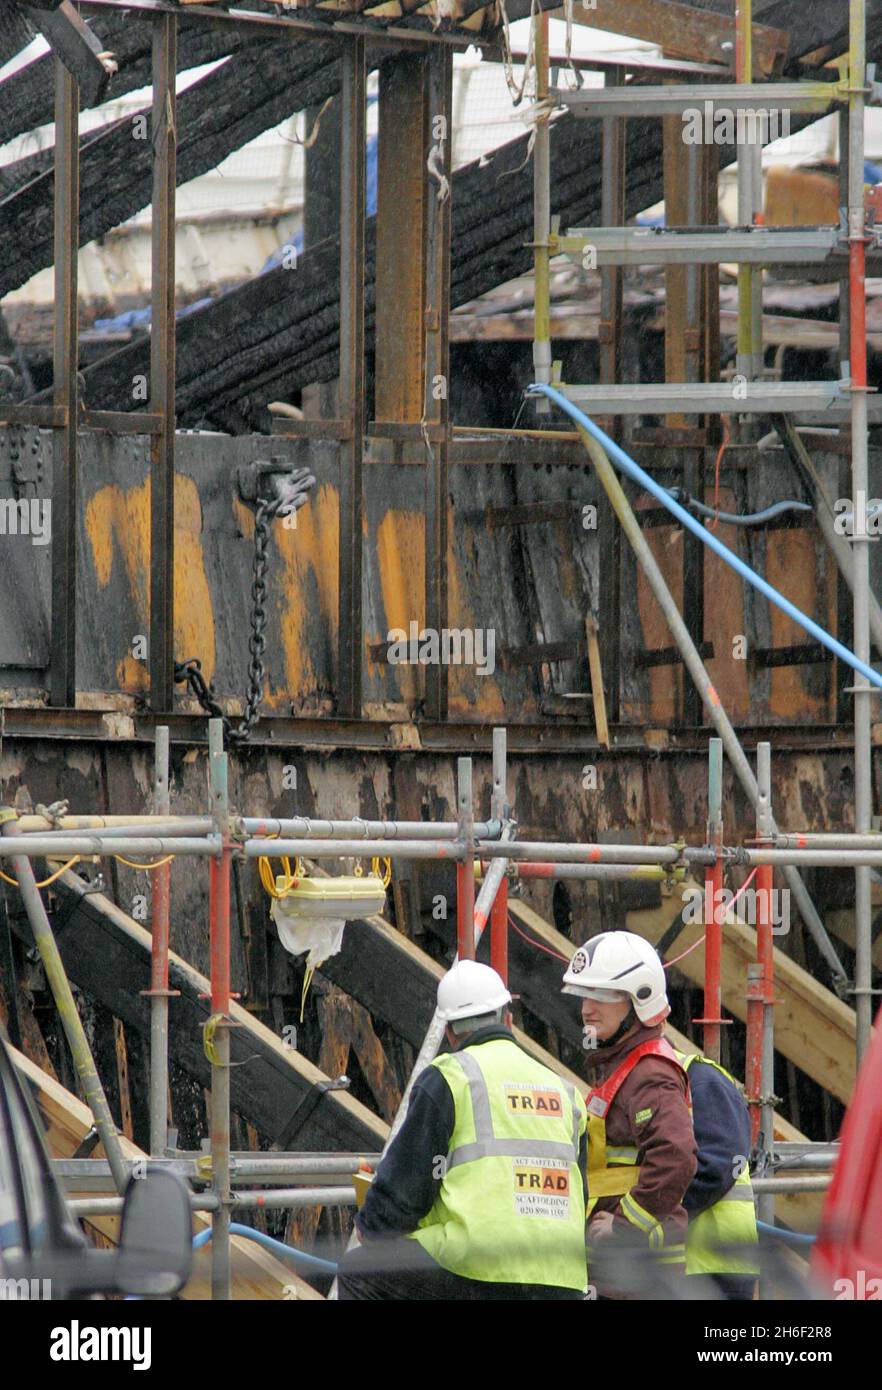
(0, 701, 868, 753)
(82, 411, 164, 434)
(49, 57, 79, 709)
(77, 0, 489, 48)
(499, 639, 584, 669)
(336, 34, 367, 719)
(562, 0, 789, 76)
(662, 110, 705, 726)
(634, 641, 714, 668)
(749, 643, 838, 670)
(485, 500, 579, 528)
(374, 53, 427, 423)
(422, 44, 453, 723)
(149, 13, 178, 714)
(2, 405, 67, 428)
(594, 71, 626, 726)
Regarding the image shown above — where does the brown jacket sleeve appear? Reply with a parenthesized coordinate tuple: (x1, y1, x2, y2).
(609, 1058, 696, 1238)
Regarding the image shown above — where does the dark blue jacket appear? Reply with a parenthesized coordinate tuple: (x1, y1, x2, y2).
(683, 1057, 752, 1217)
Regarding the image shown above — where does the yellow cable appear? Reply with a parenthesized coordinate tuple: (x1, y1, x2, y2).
(258, 854, 303, 899)
(0, 856, 81, 889)
(300, 963, 315, 1022)
(371, 856, 392, 889)
(113, 853, 175, 871)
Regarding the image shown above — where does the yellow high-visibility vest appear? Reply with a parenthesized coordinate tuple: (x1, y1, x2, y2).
(674, 1050, 760, 1278)
(409, 1038, 588, 1289)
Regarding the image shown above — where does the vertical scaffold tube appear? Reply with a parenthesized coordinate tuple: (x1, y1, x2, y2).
(702, 738, 725, 1062)
(207, 719, 232, 1301)
(0, 815, 128, 1194)
(848, 0, 874, 1063)
(456, 757, 476, 960)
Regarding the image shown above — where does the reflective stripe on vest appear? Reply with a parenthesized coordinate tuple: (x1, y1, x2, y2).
(409, 1038, 588, 1289)
(674, 1050, 760, 1277)
(585, 1037, 688, 1248)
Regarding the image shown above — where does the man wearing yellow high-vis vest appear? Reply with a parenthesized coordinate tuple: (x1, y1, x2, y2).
(338, 961, 588, 1300)
(562, 932, 697, 1299)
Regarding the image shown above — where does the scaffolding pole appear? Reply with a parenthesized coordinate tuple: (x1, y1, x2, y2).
(144, 726, 177, 1156)
(848, 0, 876, 1063)
(207, 719, 233, 1301)
(575, 426, 848, 991)
(0, 814, 128, 1194)
(699, 738, 726, 1061)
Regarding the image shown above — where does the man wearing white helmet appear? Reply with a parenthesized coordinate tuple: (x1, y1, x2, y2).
(562, 931, 697, 1297)
(338, 959, 588, 1300)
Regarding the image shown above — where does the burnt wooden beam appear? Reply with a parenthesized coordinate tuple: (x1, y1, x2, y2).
(8, 872, 389, 1152)
(0, 14, 248, 147)
(0, 34, 339, 299)
(17, 0, 115, 106)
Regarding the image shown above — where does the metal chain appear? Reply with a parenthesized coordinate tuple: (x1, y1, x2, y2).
(235, 495, 280, 743)
(174, 657, 232, 741)
(174, 464, 315, 745)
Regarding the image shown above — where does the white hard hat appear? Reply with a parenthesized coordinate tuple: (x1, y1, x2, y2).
(561, 931, 669, 1026)
(437, 960, 512, 1022)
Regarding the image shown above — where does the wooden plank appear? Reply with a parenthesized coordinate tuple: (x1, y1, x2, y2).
(10, 1044, 322, 1300)
(374, 52, 427, 423)
(113, 1017, 134, 1141)
(585, 615, 610, 748)
(34, 873, 389, 1153)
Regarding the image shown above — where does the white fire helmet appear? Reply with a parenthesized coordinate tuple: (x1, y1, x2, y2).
(561, 931, 669, 1026)
(436, 960, 512, 1023)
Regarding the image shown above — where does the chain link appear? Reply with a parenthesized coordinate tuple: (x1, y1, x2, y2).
(174, 465, 315, 746)
(235, 495, 280, 742)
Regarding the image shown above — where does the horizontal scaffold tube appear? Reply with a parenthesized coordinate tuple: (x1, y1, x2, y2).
(743, 847, 882, 867)
(69, 1186, 357, 1217)
(505, 862, 673, 881)
(0, 836, 220, 858)
(476, 841, 686, 865)
(776, 833, 882, 850)
(244, 838, 467, 861)
(240, 817, 501, 840)
(16, 816, 216, 835)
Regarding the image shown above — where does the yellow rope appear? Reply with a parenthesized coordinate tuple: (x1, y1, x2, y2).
(113, 853, 175, 871)
(0, 856, 81, 889)
(258, 854, 303, 898)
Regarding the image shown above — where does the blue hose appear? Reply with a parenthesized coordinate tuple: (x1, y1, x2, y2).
(757, 1219, 816, 1247)
(194, 1222, 338, 1275)
(529, 383, 882, 693)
